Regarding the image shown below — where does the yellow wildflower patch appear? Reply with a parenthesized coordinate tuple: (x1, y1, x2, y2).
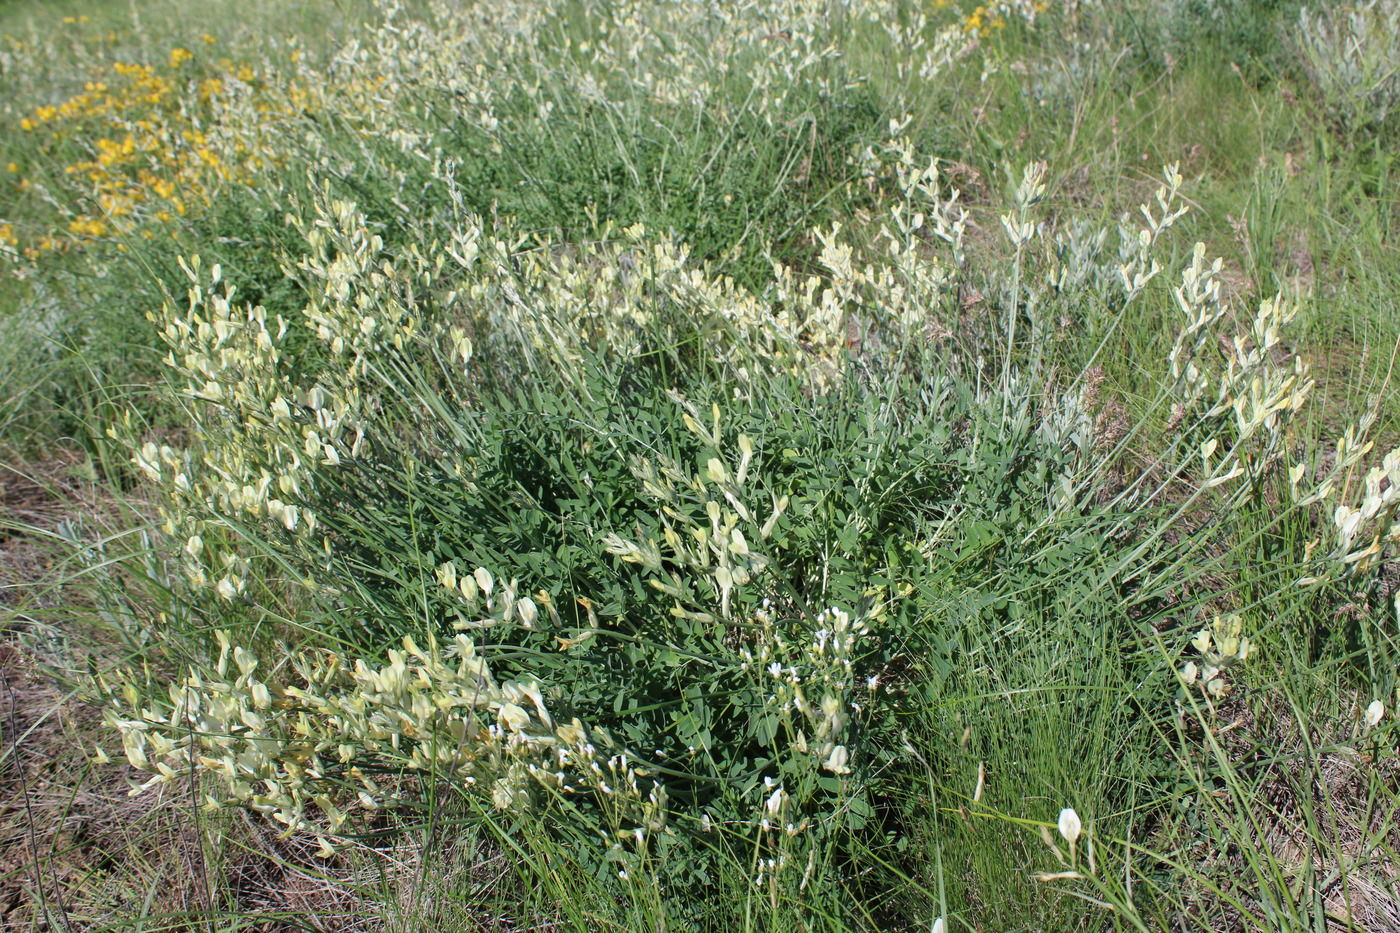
(67, 216, 108, 237)
(3, 37, 316, 259)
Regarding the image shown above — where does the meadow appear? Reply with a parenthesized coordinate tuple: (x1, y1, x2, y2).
(0, 0, 1398, 929)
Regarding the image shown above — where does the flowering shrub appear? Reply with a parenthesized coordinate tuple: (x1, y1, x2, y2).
(8, 0, 1399, 927)
(1296, 0, 1400, 132)
(96, 128, 1374, 923)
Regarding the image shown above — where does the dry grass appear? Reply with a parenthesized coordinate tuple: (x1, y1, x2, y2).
(1180, 689, 1400, 933)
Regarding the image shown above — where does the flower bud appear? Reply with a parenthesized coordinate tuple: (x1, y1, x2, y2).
(1057, 807, 1081, 847)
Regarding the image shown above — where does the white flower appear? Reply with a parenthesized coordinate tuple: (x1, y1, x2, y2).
(497, 703, 529, 732)
(234, 646, 258, 675)
(1057, 807, 1081, 847)
(1366, 699, 1385, 727)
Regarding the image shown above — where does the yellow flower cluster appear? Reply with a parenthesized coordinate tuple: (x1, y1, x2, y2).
(958, 0, 1052, 36)
(67, 217, 107, 237)
(5, 40, 293, 260)
(963, 3, 1009, 34)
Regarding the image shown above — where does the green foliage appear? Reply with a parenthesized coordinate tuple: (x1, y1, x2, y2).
(434, 35, 887, 287)
(1166, 0, 1302, 72)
